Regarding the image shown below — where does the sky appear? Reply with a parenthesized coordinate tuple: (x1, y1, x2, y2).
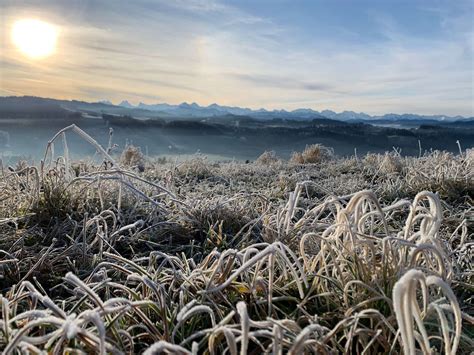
(1, 0, 473, 116)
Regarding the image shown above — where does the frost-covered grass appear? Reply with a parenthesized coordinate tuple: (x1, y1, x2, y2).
(0, 125, 473, 354)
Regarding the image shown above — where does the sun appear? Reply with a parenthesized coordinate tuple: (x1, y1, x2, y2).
(12, 19, 58, 59)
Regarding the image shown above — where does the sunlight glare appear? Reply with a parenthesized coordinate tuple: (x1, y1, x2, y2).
(12, 19, 58, 59)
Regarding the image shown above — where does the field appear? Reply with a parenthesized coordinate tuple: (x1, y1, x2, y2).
(0, 125, 473, 354)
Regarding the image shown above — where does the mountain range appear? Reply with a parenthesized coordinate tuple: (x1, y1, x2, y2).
(100, 100, 471, 122)
(0, 95, 471, 124)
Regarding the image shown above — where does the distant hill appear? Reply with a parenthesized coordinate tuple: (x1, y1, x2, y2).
(0, 96, 81, 119)
(0, 96, 163, 120)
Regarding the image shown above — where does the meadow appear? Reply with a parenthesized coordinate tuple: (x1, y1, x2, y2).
(0, 125, 472, 354)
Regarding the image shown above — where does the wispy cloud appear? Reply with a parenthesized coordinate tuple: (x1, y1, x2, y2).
(229, 73, 333, 92)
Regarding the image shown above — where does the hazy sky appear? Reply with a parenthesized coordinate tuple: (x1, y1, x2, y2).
(1, 0, 473, 116)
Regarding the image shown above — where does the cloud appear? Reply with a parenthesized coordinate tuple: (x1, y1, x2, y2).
(229, 73, 333, 92)
(77, 43, 163, 59)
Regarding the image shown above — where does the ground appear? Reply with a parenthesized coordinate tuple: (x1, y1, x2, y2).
(0, 136, 473, 353)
